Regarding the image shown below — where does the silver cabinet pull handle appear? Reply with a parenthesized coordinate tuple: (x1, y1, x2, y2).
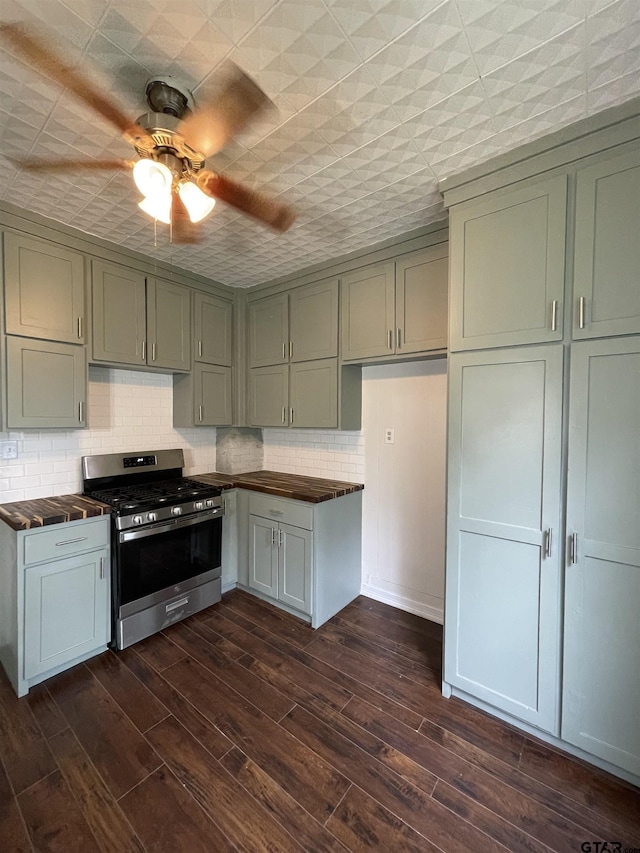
(198, 340, 202, 358)
(282, 342, 286, 359)
(99, 556, 105, 579)
(290, 407, 294, 424)
(279, 529, 283, 547)
(289, 341, 293, 358)
(166, 597, 189, 613)
(578, 296, 585, 329)
(388, 329, 393, 350)
(77, 317, 82, 339)
(544, 528, 552, 558)
(397, 328, 402, 349)
(271, 527, 276, 545)
(281, 406, 286, 424)
(151, 342, 156, 361)
(551, 300, 558, 332)
(269, 509, 283, 516)
(55, 536, 87, 547)
(79, 401, 84, 423)
(141, 341, 146, 361)
(198, 404, 203, 423)
(569, 532, 578, 564)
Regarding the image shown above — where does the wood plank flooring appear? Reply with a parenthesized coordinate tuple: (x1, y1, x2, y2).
(1, 589, 639, 852)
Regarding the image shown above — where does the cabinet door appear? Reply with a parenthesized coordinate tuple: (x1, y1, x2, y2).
(91, 260, 146, 365)
(562, 337, 640, 775)
(147, 278, 191, 371)
(290, 277, 338, 361)
(573, 150, 640, 339)
(6, 336, 86, 428)
(396, 246, 448, 354)
(195, 364, 232, 426)
(289, 359, 337, 428)
(278, 523, 312, 615)
(4, 232, 85, 344)
(247, 365, 288, 427)
(341, 261, 395, 360)
(24, 548, 109, 679)
(444, 345, 563, 732)
(449, 175, 566, 351)
(194, 291, 232, 365)
(248, 293, 288, 367)
(248, 514, 277, 598)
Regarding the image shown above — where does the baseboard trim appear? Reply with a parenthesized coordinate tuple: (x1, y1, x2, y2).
(360, 583, 443, 624)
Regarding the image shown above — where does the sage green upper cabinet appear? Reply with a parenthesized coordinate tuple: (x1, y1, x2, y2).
(341, 246, 448, 361)
(174, 363, 232, 427)
(449, 175, 567, 351)
(91, 261, 190, 371)
(194, 291, 232, 366)
(444, 345, 563, 733)
(146, 278, 191, 371)
(91, 260, 146, 366)
(289, 277, 338, 362)
(572, 149, 640, 339)
(6, 336, 86, 428)
(395, 247, 448, 354)
(341, 261, 395, 360)
(289, 359, 337, 428)
(247, 364, 288, 427)
(3, 232, 85, 344)
(248, 292, 288, 367)
(562, 337, 640, 776)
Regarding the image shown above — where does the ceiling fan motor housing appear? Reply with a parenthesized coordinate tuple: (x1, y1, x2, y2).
(134, 109, 205, 176)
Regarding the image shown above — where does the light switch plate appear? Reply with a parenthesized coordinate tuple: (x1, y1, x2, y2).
(384, 428, 394, 444)
(1, 440, 18, 460)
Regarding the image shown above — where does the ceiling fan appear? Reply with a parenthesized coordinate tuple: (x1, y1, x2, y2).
(0, 22, 296, 243)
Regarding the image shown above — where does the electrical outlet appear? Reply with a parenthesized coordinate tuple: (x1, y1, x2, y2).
(1, 440, 18, 460)
(384, 428, 394, 445)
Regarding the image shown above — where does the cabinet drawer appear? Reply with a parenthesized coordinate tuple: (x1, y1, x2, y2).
(249, 493, 313, 530)
(23, 519, 109, 567)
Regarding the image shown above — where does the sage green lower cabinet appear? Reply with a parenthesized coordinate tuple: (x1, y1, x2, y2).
(0, 517, 110, 697)
(241, 490, 362, 628)
(5, 336, 86, 428)
(173, 364, 232, 427)
(444, 345, 563, 734)
(562, 337, 640, 776)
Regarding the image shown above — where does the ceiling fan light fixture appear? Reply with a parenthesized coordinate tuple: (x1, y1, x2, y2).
(177, 180, 216, 223)
(133, 157, 173, 199)
(138, 193, 171, 225)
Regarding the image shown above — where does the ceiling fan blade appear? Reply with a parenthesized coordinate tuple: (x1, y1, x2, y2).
(178, 64, 272, 158)
(0, 23, 150, 144)
(197, 171, 295, 232)
(170, 189, 201, 245)
(10, 157, 132, 173)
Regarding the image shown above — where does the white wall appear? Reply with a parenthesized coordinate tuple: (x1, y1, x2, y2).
(0, 366, 217, 502)
(361, 359, 447, 623)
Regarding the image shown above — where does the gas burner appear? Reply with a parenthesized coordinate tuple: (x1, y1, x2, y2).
(121, 503, 138, 510)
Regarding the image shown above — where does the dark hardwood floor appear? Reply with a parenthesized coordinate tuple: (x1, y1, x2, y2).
(1, 589, 639, 852)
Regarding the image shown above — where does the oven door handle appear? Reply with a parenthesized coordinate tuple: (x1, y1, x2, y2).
(119, 507, 223, 543)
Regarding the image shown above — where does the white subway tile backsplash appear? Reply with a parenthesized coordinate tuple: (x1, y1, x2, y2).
(263, 428, 364, 483)
(0, 366, 217, 503)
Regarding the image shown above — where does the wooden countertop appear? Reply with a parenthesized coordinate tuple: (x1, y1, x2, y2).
(193, 470, 364, 503)
(0, 495, 111, 532)
(0, 471, 363, 531)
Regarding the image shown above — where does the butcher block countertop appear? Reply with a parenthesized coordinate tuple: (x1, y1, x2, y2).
(0, 495, 111, 532)
(0, 471, 363, 531)
(193, 470, 364, 503)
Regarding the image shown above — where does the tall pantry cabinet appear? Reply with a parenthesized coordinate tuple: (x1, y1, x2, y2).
(442, 126, 640, 782)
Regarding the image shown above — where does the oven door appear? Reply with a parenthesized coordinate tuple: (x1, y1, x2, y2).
(115, 508, 222, 612)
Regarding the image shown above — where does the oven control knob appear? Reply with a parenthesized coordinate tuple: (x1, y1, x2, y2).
(132, 515, 143, 525)
(147, 512, 158, 522)
(205, 499, 215, 508)
(194, 501, 204, 510)
(171, 506, 182, 516)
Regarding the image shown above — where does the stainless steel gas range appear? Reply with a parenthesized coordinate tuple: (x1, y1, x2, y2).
(82, 448, 224, 650)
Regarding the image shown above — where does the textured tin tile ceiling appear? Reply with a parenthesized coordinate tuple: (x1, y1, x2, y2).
(0, 0, 638, 287)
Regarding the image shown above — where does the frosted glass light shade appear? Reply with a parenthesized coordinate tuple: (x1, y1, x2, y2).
(177, 180, 216, 223)
(133, 158, 172, 198)
(138, 194, 171, 224)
